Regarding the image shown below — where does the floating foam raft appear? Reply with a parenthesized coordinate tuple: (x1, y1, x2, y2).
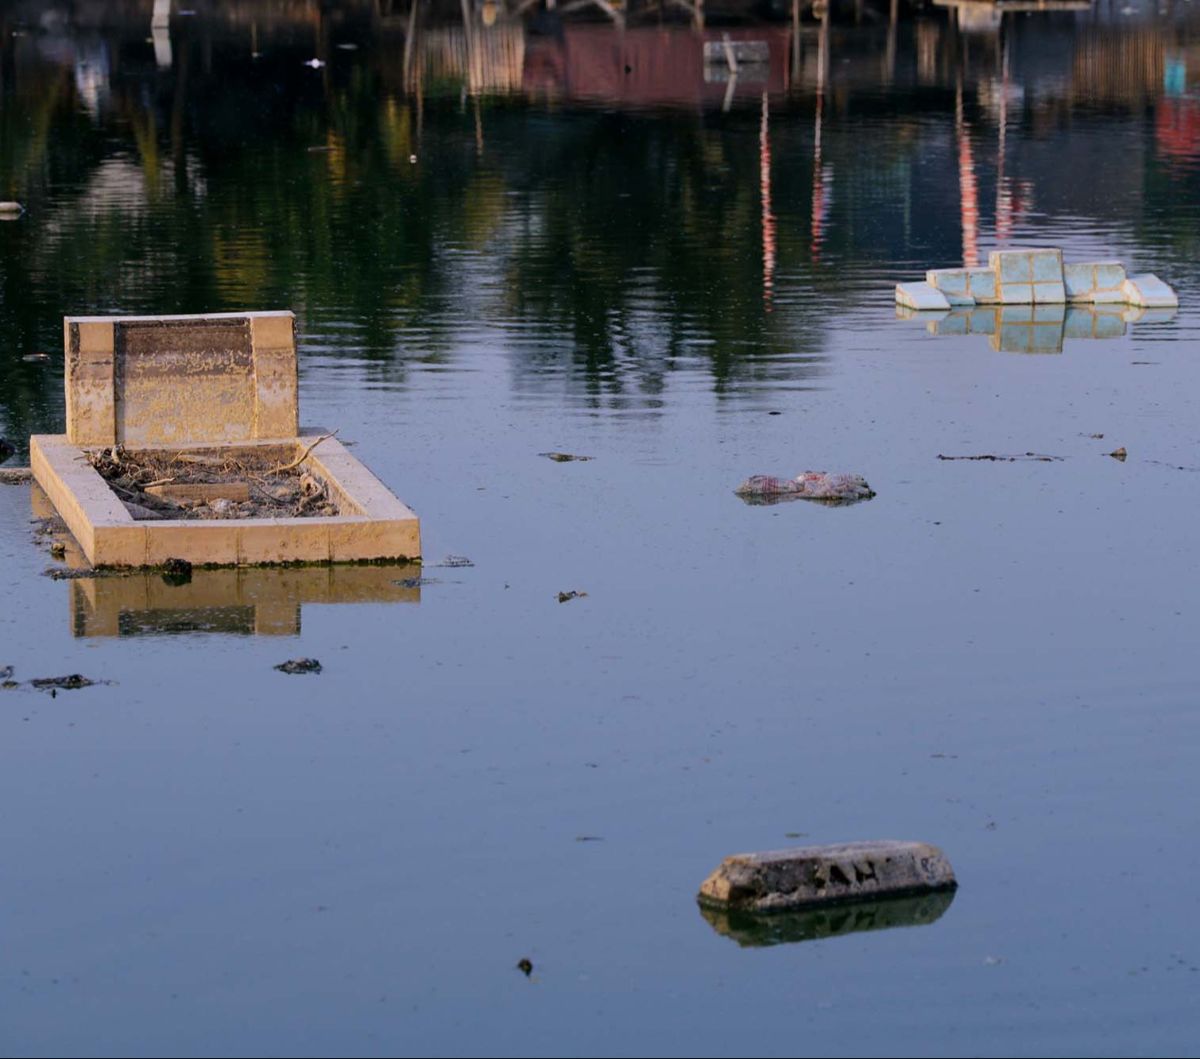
(897, 249, 1177, 310)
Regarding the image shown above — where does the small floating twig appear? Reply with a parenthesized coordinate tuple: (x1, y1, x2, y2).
(937, 453, 1062, 462)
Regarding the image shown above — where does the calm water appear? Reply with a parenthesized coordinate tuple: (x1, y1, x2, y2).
(2, 2, 1200, 1055)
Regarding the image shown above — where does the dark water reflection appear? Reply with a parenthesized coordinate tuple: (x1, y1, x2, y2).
(4, 0, 1200, 446)
(4, 3, 1200, 1057)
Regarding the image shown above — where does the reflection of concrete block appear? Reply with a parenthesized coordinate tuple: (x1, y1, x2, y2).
(896, 281, 951, 311)
(926, 267, 999, 305)
(989, 248, 1064, 303)
(1065, 261, 1127, 303)
(1123, 274, 1179, 308)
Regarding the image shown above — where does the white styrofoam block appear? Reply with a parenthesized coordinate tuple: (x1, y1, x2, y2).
(989, 249, 1063, 304)
(896, 281, 951, 311)
(1065, 261, 1128, 303)
(926, 267, 999, 305)
(1122, 274, 1178, 308)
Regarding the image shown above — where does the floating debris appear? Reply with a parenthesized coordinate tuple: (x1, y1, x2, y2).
(30, 674, 102, 691)
(1109, 447, 1128, 462)
(698, 840, 957, 913)
(437, 555, 475, 568)
(516, 958, 533, 977)
(937, 453, 1061, 462)
(304, 58, 326, 69)
(21, 352, 50, 362)
(0, 201, 24, 216)
(88, 447, 343, 521)
(274, 658, 323, 675)
(557, 590, 588, 603)
(394, 576, 440, 589)
(735, 472, 875, 506)
(540, 452, 594, 463)
(161, 557, 193, 586)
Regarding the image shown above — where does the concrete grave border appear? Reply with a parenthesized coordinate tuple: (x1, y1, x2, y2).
(32, 433, 420, 568)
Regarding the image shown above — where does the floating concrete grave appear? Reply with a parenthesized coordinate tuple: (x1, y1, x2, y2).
(31, 312, 420, 568)
(895, 249, 1178, 313)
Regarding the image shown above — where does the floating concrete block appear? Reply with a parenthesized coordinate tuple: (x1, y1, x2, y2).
(895, 281, 951, 311)
(989, 248, 1065, 304)
(697, 840, 957, 913)
(926, 267, 1000, 305)
(1122, 274, 1178, 309)
(1064, 261, 1127, 303)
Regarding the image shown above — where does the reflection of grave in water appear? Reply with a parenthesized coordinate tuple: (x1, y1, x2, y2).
(698, 889, 956, 948)
(32, 481, 420, 638)
(897, 303, 1177, 353)
(69, 563, 419, 638)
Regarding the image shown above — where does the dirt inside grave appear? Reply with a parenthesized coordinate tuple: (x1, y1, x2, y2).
(87, 446, 346, 521)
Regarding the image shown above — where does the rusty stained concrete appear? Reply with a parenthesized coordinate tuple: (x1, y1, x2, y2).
(65, 311, 298, 447)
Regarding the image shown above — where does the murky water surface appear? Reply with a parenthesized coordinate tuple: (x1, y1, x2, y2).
(2, 2, 1200, 1055)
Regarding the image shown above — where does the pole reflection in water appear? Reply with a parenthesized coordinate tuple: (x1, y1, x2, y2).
(760, 92, 775, 311)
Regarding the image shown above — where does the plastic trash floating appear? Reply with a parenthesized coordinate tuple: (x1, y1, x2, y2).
(735, 471, 875, 506)
(895, 248, 1177, 310)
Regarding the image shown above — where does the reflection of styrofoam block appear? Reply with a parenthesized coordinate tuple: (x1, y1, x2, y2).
(967, 308, 998, 335)
(989, 248, 1065, 303)
(896, 281, 951, 311)
(1122, 274, 1179, 308)
(931, 311, 969, 335)
(895, 304, 950, 323)
(1064, 261, 1127, 303)
(1122, 306, 1178, 325)
(1064, 307, 1127, 340)
(926, 268, 999, 305)
(992, 304, 1065, 353)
